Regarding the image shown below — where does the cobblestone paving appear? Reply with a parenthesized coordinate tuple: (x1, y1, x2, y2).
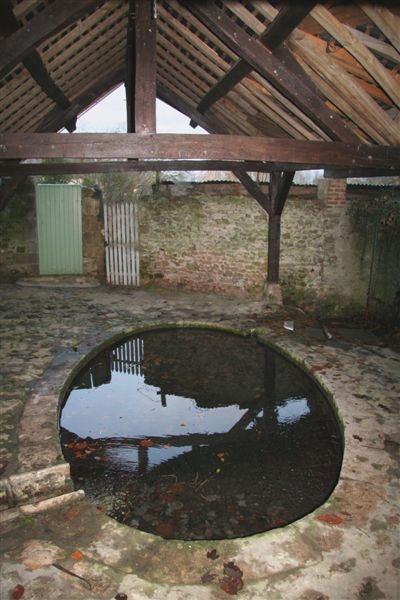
(0, 283, 399, 600)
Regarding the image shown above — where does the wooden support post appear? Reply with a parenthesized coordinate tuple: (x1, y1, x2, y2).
(267, 213, 281, 286)
(125, 0, 135, 133)
(265, 171, 295, 305)
(133, 0, 156, 133)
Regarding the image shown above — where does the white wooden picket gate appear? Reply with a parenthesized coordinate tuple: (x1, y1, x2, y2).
(103, 201, 140, 286)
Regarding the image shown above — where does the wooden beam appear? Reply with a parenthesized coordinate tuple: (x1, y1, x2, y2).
(133, 0, 156, 133)
(0, 160, 278, 177)
(267, 171, 295, 284)
(157, 84, 221, 134)
(267, 212, 281, 285)
(358, 4, 400, 54)
(324, 168, 400, 179)
(191, 1, 317, 126)
(181, 0, 355, 142)
(269, 170, 295, 216)
(125, 0, 135, 133)
(232, 170, 271, 214)
(250, 2, 399, 144)
(0, 133, 398, 171)
(0, 0, 100, 79)
(38, 69, 125, 132)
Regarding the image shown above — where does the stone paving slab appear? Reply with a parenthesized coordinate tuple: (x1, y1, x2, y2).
(0, 284, 399, 600)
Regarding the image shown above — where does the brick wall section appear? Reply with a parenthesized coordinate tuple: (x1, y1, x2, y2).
(318, 177, 347, 206)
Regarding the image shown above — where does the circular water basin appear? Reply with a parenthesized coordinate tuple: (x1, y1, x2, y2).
(60, 327, 343, 540)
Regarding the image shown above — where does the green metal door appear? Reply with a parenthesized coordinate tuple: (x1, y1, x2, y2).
(36, 184, 83, 275)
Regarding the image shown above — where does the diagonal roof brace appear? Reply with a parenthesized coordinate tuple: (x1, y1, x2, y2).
(182, 0, 357, 142)
(189, 1, 317, 128)
(0, 0, 101, 80)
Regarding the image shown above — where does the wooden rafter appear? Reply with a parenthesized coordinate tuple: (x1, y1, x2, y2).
(358, 3, 400, 54)
(253, 2, 400, 144)
(190, 2, 317, 127)
(38, 69, 125, 132)
(0, 0, 100, 80)
(180, 0, 356, 143)
(310, 4, 400, 109)
(0, 0, 76, 132)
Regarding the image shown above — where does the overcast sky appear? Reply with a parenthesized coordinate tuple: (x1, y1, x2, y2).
(76, 84, 206, 134)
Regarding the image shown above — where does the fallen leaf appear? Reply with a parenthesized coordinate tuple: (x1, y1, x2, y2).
(156, 522, 174, 538)
(11, 584, 25, 599)
(71, 549, 84, 560)
(223, 562, 243, 579)
(139, 439, 154, 447)
(166, 482, 186, 494)
(219, 575, 243, 595)
(207, 549, 220, 560)
(201, 571, 218, 584)
(317, 513, 343, 525)
(66, 509, 79, 518)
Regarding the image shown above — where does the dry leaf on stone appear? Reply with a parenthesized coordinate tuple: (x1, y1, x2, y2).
(11, 584, 25, 599)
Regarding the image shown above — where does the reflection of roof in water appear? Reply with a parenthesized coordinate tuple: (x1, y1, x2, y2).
(68, 329, 324, 411)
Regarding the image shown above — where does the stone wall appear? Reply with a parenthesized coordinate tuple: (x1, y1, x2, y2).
(139, 182, 326, 302)
(82, 187, 105, 279)
(0, 182, 104, 281)
(138, 181, 398, 319)
(0, 179, 38, 281)
(139, 183, 268, 297)
(2, 178, 398, 321)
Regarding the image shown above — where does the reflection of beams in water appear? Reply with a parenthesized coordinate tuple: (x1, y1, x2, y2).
(79, 426, 255, 449)
(111, 338, 144, 375)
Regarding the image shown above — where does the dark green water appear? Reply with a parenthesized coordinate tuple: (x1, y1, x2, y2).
(60, 328, 343, 540)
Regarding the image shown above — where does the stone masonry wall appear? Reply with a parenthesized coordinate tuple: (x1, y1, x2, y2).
(82, 187, 105, 279)
(138, 181, 395, 317)
(0, 179, 39, 281)
(2, 178, 397, 320)
(139, 182, 325, 301)
(139, 183, 269, 298)
(0, 182, 104, 281)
